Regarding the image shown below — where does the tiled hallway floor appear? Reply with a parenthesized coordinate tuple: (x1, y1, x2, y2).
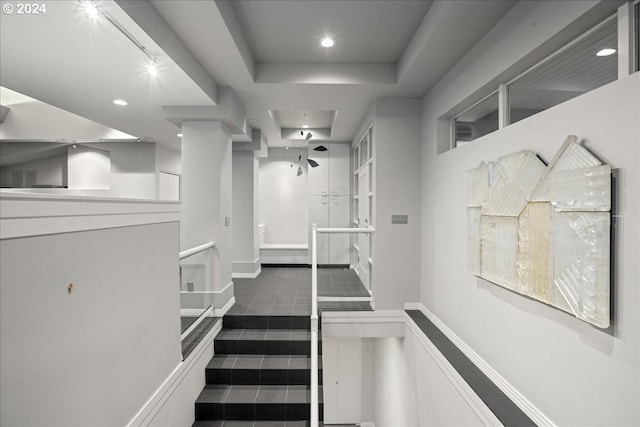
(228, 267, 372, 316)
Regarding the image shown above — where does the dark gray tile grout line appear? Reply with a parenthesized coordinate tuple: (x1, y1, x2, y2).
(405, 310, 537, 427)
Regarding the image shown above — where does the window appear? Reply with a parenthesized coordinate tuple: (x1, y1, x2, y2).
(452, 92, 499, 148)
(508, 17, 618, 125)
(445, 13, 626, 151)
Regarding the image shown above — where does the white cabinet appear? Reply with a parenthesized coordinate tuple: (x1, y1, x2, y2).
(327, 142, 350, 196)
(307, 143, 329, 196)
(309, 195, 330, 264)
(328, 195, 350, 264)
(308, 143, 351, 265)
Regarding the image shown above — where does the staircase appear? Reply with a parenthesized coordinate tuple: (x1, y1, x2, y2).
(193, 314, 323, 425)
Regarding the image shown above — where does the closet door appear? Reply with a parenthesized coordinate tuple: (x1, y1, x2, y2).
(328, 143, 350, 196)
(328, 195, 351, 264)
(309, 195, 329, 264)
(307, 143, 329, 196)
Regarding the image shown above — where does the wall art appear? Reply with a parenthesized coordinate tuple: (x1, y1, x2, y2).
(467, 136, 611, 328)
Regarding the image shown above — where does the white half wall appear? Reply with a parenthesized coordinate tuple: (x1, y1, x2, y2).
(259, 148, 308, 245)
(421, 29, 639, 427)
(0, 221, 182, 427)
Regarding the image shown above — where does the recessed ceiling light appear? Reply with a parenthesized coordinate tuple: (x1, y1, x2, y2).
(147, 63, 158, 76)
(302, 124, 310, 129)
(320, 37, 335, 48)
(84, 3, 99, 19)
(113, 99, 128, 106)
(596, 48, 616, 57)
(177, 133, 183, 138)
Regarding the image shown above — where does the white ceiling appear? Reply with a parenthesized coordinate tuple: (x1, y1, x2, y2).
(0, 0, 518, 149)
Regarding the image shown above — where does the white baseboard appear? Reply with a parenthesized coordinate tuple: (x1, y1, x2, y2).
(232, 267, 261, 279)
(180, 309, 207, 317)
(232, 259, 261, 278)
(212, 296, 235, 317)
(409, 303, 554, 427)
(127, 319, 222, 426)
(360, 422, 375, 427)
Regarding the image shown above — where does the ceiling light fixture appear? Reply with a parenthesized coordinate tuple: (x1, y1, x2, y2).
(302, 124, 310, 129)
(113, 99, 128, 106)
(305, 132, 313, 140)
(177, 133, 182, 137)
(320, 37, 335, 48)
(81, 2, 159, 75)
(596, 48, 616, 57)
(83, 2, 99, 19)
(147, 63, 158, 76)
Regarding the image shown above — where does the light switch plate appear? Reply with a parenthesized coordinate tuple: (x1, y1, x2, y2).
(392, 214, 408, 224)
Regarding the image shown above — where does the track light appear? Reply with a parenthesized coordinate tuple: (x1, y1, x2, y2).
(305, 132, 312, 140)
(297, 166, 303, 176)
(313, 145, 328, 152)
(307, 159, 319, 168)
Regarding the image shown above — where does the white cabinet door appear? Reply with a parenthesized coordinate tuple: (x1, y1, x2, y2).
(307, 143, 329, 196)
(309, 195, 329, 264)
(328, 143, 350, 196)
(329, 195, 351, 264)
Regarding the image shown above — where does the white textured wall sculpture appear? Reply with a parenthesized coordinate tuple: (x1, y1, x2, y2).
(467, 136, 611, 328)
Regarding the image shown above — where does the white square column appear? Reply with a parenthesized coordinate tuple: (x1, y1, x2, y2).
(181, 120, 233, 308)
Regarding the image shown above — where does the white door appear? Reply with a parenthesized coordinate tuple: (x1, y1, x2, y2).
(328, 195, 350, 264)
(309, 195, 329, 264)
(357, 167, 370, 287)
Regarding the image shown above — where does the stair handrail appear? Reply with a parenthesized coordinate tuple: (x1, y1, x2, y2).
(310, 224, 375, 427)
(179, 241, 215, 260)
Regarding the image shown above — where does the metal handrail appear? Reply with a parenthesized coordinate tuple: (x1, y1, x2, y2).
(179, 241, 215, 260)
(310, 224, 375, 427)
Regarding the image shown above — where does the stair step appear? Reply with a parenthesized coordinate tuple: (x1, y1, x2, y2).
(193, 422, 357, 427)
(214, 329, 321, 355)
(223, 315, 313, 330)
(206, 355, 323, 385)
(195, 385, 323, 421)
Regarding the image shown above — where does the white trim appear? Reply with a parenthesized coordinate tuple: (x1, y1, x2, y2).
(180, 308, 209, 317)
(216, 281, 234, 296)
(126, 320, 222, 427)
(0, 191, 180, 239)
(360, 422, 375, 427)
(317, 296, 372, 302)
(179, 242, 214, 260)
(321, 310, 405, 338)
(180, 306, 213, 340)
(410, 303, 555, 427)
(232, 258, 261, 278)
(260, 243, 308, 249)
(212, 296, 235, 317)
(404, 312, 504, 427)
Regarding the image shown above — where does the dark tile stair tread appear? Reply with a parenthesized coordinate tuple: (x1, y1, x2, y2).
(193, 423, 356, 427)
(208, 355, 319, 370)
(216, 329, 317, 341)
(196, 385, 323, 404)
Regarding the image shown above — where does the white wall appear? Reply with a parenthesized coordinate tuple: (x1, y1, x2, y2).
(372, 337, 419, 426)
(232, 150, 260, 275)
(181, 121, 233, 305)
(259, 148, 309, 244)
(67, 144, 111, 190)
(156, 144, 182, 174)
(420, 2, 640, 421)
(92, 141, 156, 199)
(368, 99, 422, 309)
(0, 221, 182, 427)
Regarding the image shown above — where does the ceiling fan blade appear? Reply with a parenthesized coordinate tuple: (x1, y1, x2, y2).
(313, 145, 328, 152)
(307, 158, 319, 168)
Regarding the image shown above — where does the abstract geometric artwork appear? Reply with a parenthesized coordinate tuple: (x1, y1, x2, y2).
(467, 136, 611, 328)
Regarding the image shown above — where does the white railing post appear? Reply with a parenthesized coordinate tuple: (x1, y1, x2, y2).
(310, 223, 319, 427)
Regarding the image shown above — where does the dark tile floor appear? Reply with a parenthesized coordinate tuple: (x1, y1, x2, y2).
(228, 267, 372, 316)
